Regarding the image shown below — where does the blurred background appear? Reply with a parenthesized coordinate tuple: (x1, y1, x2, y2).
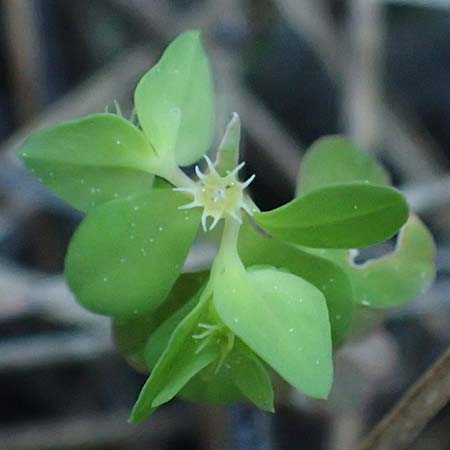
(0, 0, 449, 449)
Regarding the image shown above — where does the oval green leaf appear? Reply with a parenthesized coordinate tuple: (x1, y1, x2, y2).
(298, 135, 389, 194)
(231, 345, 274, 412)
(238, 220, 354, 346)
(348, 215, 436, 308)
(254, 183, 409, 249)
(19, 114, 157, 212)
(65, 189, 201, 318)
(305, 216, 436, 309)
(135, 31, 214, 166)
(214, 264, 333, 399)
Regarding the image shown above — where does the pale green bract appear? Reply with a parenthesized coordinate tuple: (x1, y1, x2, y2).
(214, 263, 333, 399)
(17, 30, 434, 423)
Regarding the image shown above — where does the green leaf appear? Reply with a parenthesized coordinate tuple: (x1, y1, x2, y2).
(113, 312, 158, 373)
(145, 292, 199, 369)
(214, 264, 333, 399)
(347, 215, 436, 308)
(113, 271, 208, 371)
(254, 183, 409, 249)
(130, 289, 219, 423)
(135, 31, 214, 166)
(65, 189, 201, 318)
(238, 220, 354, 346)
(180, 360, 244, 404)
(298, 136, 389, 194)
(180, 341, 273, 409)
(232, 346, 274, 412)
(215, 113, 241, 176)
(19, 114, 156, 212)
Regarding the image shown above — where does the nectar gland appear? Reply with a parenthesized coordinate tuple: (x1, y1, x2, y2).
(174, 156, 255, 231)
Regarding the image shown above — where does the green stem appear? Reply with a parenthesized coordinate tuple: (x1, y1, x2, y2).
(155, 156, 195, 189)
(212, 218, 242, 278)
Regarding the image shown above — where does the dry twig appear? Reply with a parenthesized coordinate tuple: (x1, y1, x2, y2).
(357, 344, 450, 450)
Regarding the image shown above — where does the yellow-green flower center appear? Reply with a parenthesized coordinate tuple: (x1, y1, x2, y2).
(174, 157, 255, 231)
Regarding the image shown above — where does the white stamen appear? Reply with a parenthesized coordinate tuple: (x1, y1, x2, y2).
(241, 174, 256, 189)
(241, 201, 254, 216)
(173, 159, 256, 232)
(209, 215, 221, 230)
(198, 323, 218, 330)
(204, 155, 219, 176)
(178, 200, 200, 210)
(195, 165, 206, 180)
(201, 210, 208, 232)
(229, 210, 243, 224)
(229, 161, 245, 177)
(173, 187, 194, 193)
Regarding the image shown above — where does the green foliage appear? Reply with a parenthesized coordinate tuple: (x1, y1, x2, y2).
(135, 31, 214, 167)
(215, 112, 241, 176)
(255, 183, 409, 248)
(238, 219, 354, 346)
(214, 263, 333, 399)
(113, 271, 207, 370)
(130, 288, 218, 422)
(18, 30, 435, 423)
(313, 215, 436, 308)
(230, 344, 275, 412)
(297, 135, 436, 309)
(297, 136, 389, 194)
(20, 114, 156, 212)
(65, 189, 201, 317)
